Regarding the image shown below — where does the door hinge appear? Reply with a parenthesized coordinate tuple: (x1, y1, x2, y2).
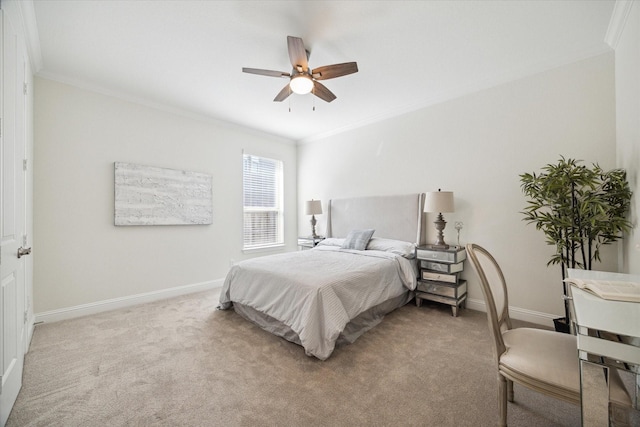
(23, 234, 28, 246)
(23, 158, 28, 171)
(24, 310, 28, 324)
(23, 82, 28, 95)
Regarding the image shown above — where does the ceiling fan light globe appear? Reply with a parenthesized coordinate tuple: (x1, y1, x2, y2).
(290, 75, 313, 94)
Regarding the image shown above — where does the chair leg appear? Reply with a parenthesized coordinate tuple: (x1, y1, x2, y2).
(498, 374, 508, 427)
(507, 379, 514, 402)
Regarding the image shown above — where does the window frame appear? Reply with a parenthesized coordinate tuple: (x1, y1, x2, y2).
(242, 153, 284, 251)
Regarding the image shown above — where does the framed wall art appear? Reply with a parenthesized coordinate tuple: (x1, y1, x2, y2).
(114, 162, 213, 226)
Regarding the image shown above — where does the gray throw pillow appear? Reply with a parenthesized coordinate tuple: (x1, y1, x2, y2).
(341, 229, 375, 250)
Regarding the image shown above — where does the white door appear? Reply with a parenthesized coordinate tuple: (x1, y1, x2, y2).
(0, 10, 28, 426)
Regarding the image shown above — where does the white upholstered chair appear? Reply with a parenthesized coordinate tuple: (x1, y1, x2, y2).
(465, 243, 631, 427)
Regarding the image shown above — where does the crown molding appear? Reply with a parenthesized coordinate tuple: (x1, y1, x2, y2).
(36, 71, 296, 145)
(605, 0, 635, 49)
(2, 0, 44, 72)
(299, 46, 612, 144)
(19, 0, 43, 71)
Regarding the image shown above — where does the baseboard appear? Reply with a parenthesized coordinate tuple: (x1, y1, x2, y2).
(26, 317, 35, 351)
(33, 284, 558, 328)
(465, 297, 558, 329)
(35, 279, 224, 324)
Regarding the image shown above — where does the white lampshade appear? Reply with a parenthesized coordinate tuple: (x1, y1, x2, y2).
(424, 190, 454, 213)
(305, 199, 322, 215)
(290, 75, 314, 95)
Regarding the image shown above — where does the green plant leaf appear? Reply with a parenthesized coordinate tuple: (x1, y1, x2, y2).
(520, 157, 632, 275)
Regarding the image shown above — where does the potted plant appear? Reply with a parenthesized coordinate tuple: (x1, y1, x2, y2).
(520, 157, 632, 332)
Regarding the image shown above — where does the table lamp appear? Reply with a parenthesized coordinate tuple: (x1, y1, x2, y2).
(424, 190, 454, 249)
(305, 199, 322, 239)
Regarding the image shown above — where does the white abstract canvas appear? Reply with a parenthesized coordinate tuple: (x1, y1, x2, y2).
(114, 162, 213, 226)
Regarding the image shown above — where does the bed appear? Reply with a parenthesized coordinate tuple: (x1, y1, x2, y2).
(218, 193, 426, 360)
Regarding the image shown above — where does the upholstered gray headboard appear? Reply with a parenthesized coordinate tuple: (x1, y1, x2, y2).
(326, 193, 426, 245)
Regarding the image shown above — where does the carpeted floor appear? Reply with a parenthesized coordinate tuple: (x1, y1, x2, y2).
(7, 289, 595, 426)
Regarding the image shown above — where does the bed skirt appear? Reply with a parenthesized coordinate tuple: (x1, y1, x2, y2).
(231, 291, 413, 357)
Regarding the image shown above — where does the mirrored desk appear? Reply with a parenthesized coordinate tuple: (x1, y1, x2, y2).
(567, 269, 640, 426)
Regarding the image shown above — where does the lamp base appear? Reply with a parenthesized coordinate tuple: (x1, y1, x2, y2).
(310, 215, 319, 239)
(433, 213, 449, 249)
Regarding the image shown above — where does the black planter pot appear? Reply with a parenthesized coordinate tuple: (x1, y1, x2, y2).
(553, 317, 571, 334)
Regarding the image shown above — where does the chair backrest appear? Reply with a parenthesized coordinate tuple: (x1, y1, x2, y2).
(466, 243, 512, 364)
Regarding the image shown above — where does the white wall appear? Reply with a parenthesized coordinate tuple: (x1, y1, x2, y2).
(298, 53, 618, 325)
(612, 1, 640, 274)
(33, 49, 628, 325)
(34, 77, 297, 315)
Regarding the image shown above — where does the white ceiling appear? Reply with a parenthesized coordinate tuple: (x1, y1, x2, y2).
(29, 0, 616, 143)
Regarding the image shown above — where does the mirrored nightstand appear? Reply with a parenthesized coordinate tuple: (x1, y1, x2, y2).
(297, 236, 324, 250)
(415, 244, 467, 316)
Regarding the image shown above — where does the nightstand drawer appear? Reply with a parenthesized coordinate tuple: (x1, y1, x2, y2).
(419, 260, 464, 273)
(421, 270, 458, 283)
(417, 280, 467, 298)
(416, 246, 466, 263)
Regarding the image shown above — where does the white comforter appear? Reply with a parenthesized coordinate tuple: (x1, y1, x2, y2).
(218, 246, 417, 360)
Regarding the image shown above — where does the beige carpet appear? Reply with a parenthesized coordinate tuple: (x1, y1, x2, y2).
(7, 289, 590, 426)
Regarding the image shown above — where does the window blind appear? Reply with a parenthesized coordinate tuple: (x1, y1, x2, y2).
(243, 154, 284, 249)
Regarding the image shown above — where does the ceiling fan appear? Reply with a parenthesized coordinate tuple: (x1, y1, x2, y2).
(242, 36, 358, 103)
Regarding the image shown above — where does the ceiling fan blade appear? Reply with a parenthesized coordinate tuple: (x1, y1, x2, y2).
(273, 84, 292, 102)
(243, 68, 290, 78)
(312, 62, 358, 80)
(287, 36, 309, 72)
(312, 81, 336, 103)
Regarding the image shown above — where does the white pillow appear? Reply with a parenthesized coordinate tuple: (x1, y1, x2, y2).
(366, 237, 416, 258)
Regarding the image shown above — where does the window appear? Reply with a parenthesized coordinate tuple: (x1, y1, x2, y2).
(243, 154, 284, 249)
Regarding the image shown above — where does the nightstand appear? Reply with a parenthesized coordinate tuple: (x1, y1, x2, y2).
(297, 236, 324, 250)
(415, 244, 467, 316)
